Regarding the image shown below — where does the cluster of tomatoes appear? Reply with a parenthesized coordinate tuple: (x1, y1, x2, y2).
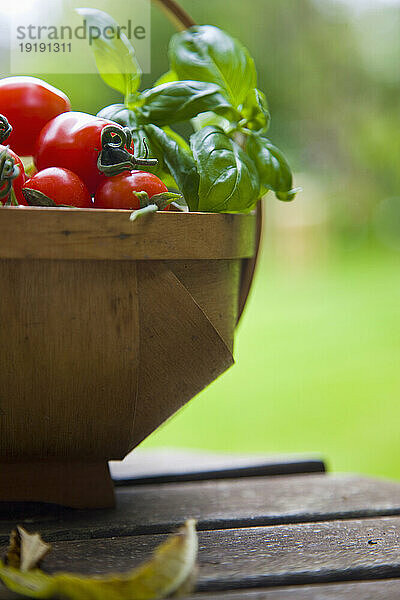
(0, 76, 169, 211)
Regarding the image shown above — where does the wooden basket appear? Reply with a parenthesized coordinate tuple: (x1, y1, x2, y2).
(0, 206, 260, 507)
(0, 0, 263, 507)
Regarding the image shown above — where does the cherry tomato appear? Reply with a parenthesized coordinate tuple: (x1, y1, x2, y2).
(94, 171, 169, 210)
(22, 167, 92, 208)
(34, 112, 134, 195)
(0, 77, 71, 156)
(0, 145, 26, 205)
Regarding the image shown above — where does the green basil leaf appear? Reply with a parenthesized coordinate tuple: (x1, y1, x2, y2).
(247, 134, 299, 202)
(75, 8, 141, 100)
(162, 126, 190, 152)
(169, 25, 256, 108)
(160, 127, 190, 188)
(154, 70, 178, 87)
(144, 124, 199, 211)
(190, 126, 260, 213)
(139, 81, 238, 126)
(241, 89, 270, 133)
(97, 104, 138, 128)
(191, 111, 231, 134)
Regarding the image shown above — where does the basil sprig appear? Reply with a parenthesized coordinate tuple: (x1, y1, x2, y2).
(144, 125, 199, 212)
(75, 8, 141, 105)
(139, 81, 239, 126)
(81, 7, 298, 212)
(240, 89, 271, 133)
(169, 25, 257, 108)
(247, 134, 300, 202)
(191, 126, 259, 213)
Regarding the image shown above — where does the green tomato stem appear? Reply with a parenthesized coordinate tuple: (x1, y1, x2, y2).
(0, 115, 12, 145)
(0, 147, 19, 203)
(129, 203, 158, 222)
(98, 124, 158, 176)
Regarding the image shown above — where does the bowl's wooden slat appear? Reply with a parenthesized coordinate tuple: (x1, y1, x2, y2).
(130, 260, 234, 448)
(0, 208, 257, 260)
(0, 259, 140, 461)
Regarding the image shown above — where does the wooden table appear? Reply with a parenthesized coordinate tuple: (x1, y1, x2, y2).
(1, 450, 400, 599)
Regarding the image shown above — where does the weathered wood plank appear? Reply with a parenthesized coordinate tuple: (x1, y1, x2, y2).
(2, 579, 400, 600)
(0, 474, 400, 542)
(182, 579, 400, 599)
(1, 516, 400, 592)
(110, 450, 326, 484)
(0, 258, 139, 462)
(0, 208, 256, 260)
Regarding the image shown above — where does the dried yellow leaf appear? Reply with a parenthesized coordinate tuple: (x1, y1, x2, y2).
(4, 526, 51, 572)
(0, 519, 198, 600)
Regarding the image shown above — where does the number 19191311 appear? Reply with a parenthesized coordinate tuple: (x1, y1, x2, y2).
(18, 43, 72, 53)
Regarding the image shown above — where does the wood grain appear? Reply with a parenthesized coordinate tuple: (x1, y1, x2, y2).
(1, 516, 399, 590)
(181, 579, 400, 599)
(166, 259, 241, 351)
(0, 461, 114, 509)
(0, 259, 139, 460)
(238, 202, 263, 321)
(0, 250, 243, 504)
(0, 475, 399, 542)
(3, 580, 400, 600)
(0, 208, 256, 260)
(130, 261, 234, 448)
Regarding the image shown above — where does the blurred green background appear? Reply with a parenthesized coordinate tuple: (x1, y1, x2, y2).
(36, 0, 400, 477)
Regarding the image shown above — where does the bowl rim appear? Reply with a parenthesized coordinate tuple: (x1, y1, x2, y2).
(0, 206, 257, 260)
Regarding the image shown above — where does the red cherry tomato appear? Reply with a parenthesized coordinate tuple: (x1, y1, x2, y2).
(0, 77, 71, 156)
(22, 167, 92, 208)
(0, 145, 26, 205)
(94, 171, 169, 210)
(34, 112, 134, 195)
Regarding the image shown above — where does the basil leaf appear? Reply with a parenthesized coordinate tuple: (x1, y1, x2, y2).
(144, 124, 199, 211)
(190, 126, 260, 213)
(154, 70, 178, 86)
(97, 104, 138, 129)
(75, 8, 141, 100)
(241, 89, 270, 133)
(162, 126, 190, 152)
(191, 111, 231, 134)
(247, 134, 299, 202)
(139, 81, 238, 126)
(169, 25, 256, 108)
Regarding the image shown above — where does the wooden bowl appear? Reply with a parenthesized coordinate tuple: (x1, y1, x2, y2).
(0, 207, 257, 507)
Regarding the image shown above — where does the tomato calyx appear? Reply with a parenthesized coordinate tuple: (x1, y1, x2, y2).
(0, 146, 21, 206)
(97, 124, 158, 177)
(0, 115, 12, 145)
(21, 187, 61, 207)
(129, 190, 183, 221)
(21, 187, 80, 208)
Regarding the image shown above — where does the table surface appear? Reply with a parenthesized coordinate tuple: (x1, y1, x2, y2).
(1, 450, 400, 599)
